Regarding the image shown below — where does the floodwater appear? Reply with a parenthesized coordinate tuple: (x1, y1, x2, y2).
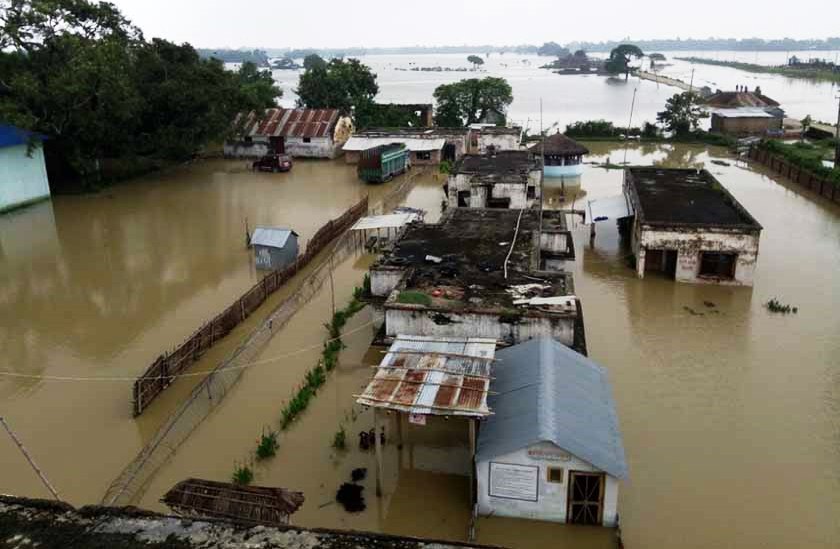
(2, 143, 840, 548)
(268, 50, 840, 134)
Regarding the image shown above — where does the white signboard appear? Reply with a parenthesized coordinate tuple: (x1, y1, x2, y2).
(489, 462, 539, 502)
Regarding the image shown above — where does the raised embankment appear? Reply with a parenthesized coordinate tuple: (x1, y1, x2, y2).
(0, 495, 496, 549)
(747, 145, 840, 205)
(132, 197, 369, 416)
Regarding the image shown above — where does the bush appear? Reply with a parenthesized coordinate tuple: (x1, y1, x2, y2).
(256, 430, 279, 459)
(397, 291, 432, 306)
(332, 426, 347, 450)
(232, 464, 253, 485)
(762, 140, 840, 188)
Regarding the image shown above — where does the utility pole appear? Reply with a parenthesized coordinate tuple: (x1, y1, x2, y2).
(688, 68, 695, 94)
(835, 95, 840, 165)
(1, 417, 61, 501)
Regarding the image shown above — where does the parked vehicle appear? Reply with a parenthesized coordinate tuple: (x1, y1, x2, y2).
(357, 143, 410, 183)
(253, 154, 293, 172)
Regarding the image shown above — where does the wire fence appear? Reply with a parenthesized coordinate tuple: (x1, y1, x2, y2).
(102, 168, 428, 507)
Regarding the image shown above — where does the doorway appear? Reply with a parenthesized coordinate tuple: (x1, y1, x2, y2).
(269, 136, 285, 154)
(644, 248, 677, 279)
(567, 471, 605, 525)
(442, 143, 456, 162)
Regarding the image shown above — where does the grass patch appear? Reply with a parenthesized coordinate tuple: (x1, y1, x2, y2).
(256, 429, 279, 460)
(761, 140, 840, 189)
(397, 290, 432, 306)
(232, 463, 253, 485)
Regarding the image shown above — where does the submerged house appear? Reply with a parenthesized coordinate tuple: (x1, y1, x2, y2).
(446, 151, 543, 209)
(224, 108, 352, 159)
(250, 227, 299, 271)
(0, 125, 50, 213)
(529, 133, 589, 178)
(343, 128, 471, 166)
(705, 91, 784, 136)
(367, 208, 579, 348)
(476, 337, 626, 526)
(624, 168, 762, 285)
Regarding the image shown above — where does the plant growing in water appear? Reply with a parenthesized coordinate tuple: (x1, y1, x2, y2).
(232, 463, 253, 485)
(766, 298, 798, 314)
(332, 426, 347, 450)
(256, 429, 279, 460)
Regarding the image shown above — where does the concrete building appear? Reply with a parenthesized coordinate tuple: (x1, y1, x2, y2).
(624, 168, 762, 285)
(367, 208, 580, 348)
(250, 227, 299, 271)
(224, 108, 352, 159)
(476, 337, 627, 526)
(446, 151, 543, 209)
(528, 132, 589, 178)
(0, 125, 50, 214)
(705, 90, 784, 136)
(468, 125, 522, 154)
(343, 128, 471, 166)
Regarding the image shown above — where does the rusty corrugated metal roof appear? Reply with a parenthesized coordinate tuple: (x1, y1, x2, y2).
(356, 335, 496, 417)
(240, 108, 340, 139)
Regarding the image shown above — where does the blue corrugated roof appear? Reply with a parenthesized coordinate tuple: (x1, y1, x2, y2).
(477, 337, 628, 479)
(0, 125, 45, 149)
(250, 227, 297, 249)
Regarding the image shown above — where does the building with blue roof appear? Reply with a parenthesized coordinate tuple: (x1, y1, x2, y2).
(476, 337, 626, 526)
(0, 124, 51, 213)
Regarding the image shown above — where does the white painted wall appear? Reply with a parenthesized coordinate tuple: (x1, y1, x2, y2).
(0, 144, 50, 212)
(632, 221, 761, 285)
(384, 306, 575, 346)
(477, 441, 619, 526)
(477, 134, 520, 154)
(285, 137, 338, 159)
(447, 169, 542, 209)
(370, 267, 407, 297)
(540, 232, 569, 255)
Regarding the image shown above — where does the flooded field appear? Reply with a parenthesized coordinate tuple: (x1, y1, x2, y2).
(2, 142, 840, 548)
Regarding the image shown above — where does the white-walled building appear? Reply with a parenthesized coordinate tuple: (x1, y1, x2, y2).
(0, 125, 50, 214)
(468, 125, 522, 154)
(446, 151, 543, 209)
(476, 337, 627, 526)
(224, 108, 352, 159)
(624, 168, 762, 285)
(528, 132, 589, 178)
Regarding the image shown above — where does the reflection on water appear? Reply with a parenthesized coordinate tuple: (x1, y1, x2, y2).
(2, 143, 840, 549)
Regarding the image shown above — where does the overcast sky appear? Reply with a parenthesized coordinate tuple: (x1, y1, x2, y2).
(109, 0, 839, 49)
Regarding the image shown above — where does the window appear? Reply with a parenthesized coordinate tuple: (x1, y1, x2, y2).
(415, 151, 432, 160)
(303, 137, 312, 143)
(699, 252, 737, 279)
(243, 136, 253, 144)
(527, 186, 536, 199)
(547, 467, 564, 484)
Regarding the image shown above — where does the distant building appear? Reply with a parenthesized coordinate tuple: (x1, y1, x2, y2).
(250, 227, 299, 271)
(343, 128, 471, 166)
(623, 168, 762, 285)
(367, 208, 579, 348)
(446, 151, 543, 209)
(705, 91, 784, 136)
(477, 337, 627, 526)
(224, 108, 352, 159)
(468, 125, 522, 154)
(528, 133, 589, 178)
(0, 125, 50, 214)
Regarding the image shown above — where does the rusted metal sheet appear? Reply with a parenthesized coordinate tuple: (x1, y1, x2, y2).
(242, 108, 340, 139)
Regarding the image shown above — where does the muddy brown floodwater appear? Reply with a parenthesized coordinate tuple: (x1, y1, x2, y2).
(2, 144, 840, 549)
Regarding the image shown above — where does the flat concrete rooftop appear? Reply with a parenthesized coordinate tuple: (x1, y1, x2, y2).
(627, 168, 762, 229)
(454, 151, 539, 176)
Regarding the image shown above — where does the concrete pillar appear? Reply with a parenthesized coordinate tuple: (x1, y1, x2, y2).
(636, 248, 646, 278)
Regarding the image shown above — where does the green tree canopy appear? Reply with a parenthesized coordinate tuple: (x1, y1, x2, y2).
(303, 53, 327, 71)
(295, 57, 378, 117)
(433, 77, 513, 127)
(0, 0, 280, 188)
(605, 44, 644, 79)
(656, 92, 708, 135)
(467, 55, 484, 69)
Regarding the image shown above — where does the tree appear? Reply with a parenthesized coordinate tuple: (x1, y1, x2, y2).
(296, 57, 378, 116)
(354, 103, 422, 129)
(0, 0, 280, 188)
(467, 55, 484, 70)
(656, 92, 708, 136)
(303, 53, 327, 71)
(605, 44, 644, 80)
(433, 77, 513, 127)
(537, 42, 570, 57)
(800, 114, 813, 139)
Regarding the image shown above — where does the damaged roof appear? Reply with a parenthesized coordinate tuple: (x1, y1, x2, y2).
(237, 108, 340, 139)
(626, 168, 762, 229)
(477, 337, 627, 480)
(356, 335, 496, 417)
(454, 151, 540, 176)
(528, 133, 589, 157)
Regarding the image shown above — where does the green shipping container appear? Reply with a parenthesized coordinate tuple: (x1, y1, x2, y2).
(357, 143, 409, 183)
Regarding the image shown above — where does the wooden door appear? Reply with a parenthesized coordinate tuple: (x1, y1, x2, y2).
(567, 471, 605, 525)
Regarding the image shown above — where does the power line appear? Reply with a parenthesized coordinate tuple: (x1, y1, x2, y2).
(0, 320, 376, 383)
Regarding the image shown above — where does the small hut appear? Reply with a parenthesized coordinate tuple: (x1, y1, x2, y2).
(162, 478, 304, 526)
(529, 133, 589, 178)
(250, 227, 299, 271)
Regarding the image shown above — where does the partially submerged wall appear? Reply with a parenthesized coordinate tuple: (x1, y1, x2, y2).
(0, 496, 496, 549)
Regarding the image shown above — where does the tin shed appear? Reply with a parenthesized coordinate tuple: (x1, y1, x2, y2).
(251, 227, 299, 271)
(476, 337, 626, 526)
